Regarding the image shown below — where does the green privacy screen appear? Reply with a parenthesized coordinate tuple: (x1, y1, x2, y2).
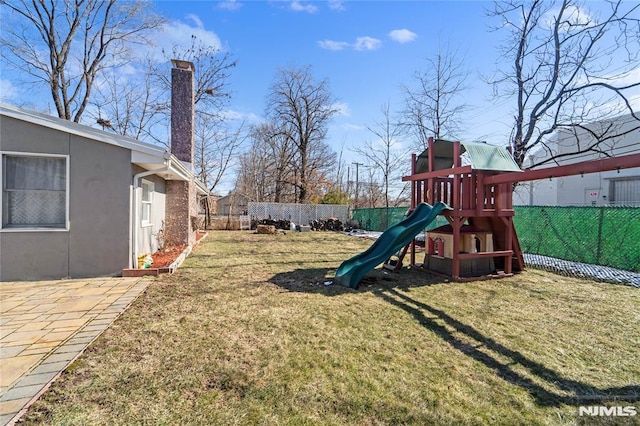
(352, 207, 448, 233)
(514, 206, 639, 273)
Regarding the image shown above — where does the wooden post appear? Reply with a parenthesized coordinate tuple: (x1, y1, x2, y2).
(452, 141, 461, 210)
(476, 172, 485, 213)
(502, 217, 513, 274)
(410, 153, 417, 209)
(410, 153, 417, 267)
(452, 217, 462, 279)
(463, 173, 473, 210)
(428, 136, 434, 204)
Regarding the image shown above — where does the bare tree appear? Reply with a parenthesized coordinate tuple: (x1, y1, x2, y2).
(235, 123, 296, 203)
(154, 37, 237, 118)
(253, 122, 297, 202)
(236, 141, 269, 203)
(488, 0, 640, 168)
(194, 114, 247, 226)
(361, 169, 385, 209)
(353, 102, 409, 212)
(401, 45, 469, 150)
(303, 137, 338, 203)
(89, 59, 165, 141)
(195, 114, 248, 194)
(265, 65, 338, 203)
(0, 0, 163, 122)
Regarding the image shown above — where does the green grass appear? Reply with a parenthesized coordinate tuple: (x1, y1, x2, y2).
(22, 231, 640, 425)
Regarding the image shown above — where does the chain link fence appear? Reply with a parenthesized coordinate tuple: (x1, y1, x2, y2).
(247, 202, 349, 226)
(351, 205, 640, 278)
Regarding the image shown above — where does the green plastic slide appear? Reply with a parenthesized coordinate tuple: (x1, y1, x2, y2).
(334, 202, 450, 289)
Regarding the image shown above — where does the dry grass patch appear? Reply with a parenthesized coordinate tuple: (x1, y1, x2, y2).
(22, 231, 640, 425)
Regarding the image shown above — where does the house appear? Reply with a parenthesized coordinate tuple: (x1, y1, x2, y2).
(0, 60, 206, 281)
(514, 114, 640, 206)
(216, 192, 250, 216)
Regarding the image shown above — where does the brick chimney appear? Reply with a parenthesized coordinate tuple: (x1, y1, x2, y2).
(164, 59, 197, 247)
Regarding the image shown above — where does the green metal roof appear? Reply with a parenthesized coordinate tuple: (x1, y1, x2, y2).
(461, 141, 522, 172)
(416, 140, 522, 173)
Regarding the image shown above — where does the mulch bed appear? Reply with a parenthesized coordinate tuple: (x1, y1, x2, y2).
(150, 231, 207, 268)
(151, 245, 188, 268)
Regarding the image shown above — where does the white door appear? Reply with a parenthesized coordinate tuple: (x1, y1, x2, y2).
(584, 188, 600, 206)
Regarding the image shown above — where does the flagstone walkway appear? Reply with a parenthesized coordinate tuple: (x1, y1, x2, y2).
(0, 277, 151, 426)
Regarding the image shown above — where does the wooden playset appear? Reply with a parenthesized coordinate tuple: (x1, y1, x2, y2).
(401, 137, 640, 280)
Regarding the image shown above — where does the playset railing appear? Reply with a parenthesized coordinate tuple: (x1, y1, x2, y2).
(404, 166, 514, 215)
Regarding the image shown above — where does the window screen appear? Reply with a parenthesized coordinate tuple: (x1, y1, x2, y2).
(2, 155, 67, 228)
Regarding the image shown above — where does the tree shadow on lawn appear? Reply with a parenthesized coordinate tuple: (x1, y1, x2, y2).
(268, 268, 640, 408)
(376, 287, 640, 408)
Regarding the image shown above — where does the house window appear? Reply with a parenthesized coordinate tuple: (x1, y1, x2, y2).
(141, 179, 154, 225)
(2, 154, 68, 229)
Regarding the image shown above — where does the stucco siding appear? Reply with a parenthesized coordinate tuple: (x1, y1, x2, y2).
(68, 134, 131, 277)
(0, 115, 70, 155)
(0, 232, 69, 281)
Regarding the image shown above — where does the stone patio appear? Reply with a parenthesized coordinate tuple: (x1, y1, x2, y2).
(0, 277, 150, 425)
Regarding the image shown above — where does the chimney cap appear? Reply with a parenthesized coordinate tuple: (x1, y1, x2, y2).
(171, 59, 194, 70)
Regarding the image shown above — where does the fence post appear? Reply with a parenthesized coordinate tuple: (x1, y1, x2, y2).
(596, 207, 604, 265)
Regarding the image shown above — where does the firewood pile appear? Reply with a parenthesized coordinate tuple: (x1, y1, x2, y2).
(251, 217, 346, 232)
(251, 218, 291, 230)
(310, 217, 344, 231)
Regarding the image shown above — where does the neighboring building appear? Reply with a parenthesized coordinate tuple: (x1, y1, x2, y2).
(514, 114, 640, 206)
(216, 192, 250, 216)
(0, 60, 207, 281)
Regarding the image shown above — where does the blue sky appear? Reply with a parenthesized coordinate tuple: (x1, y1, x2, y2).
(152, 0, 513, 153)
(2, 0, 638, 184)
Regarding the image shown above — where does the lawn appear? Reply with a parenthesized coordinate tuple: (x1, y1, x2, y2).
(22, 231, 640, 425)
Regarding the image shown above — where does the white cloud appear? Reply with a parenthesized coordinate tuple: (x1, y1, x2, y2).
(0, 79, 17, 102)
(354, 36, 382, 51)
(221, 109, 263, 123)
(318, 40, 349, 51)
(318, 36, 382, 52)
(328, 0, 345, 11)
(290, 1, 317, 13)
(332, 102, 350, 117)
(218, 0, 242, 11)
(144, 16, 223, 62)
(342, 123, 365, 131)
(388, 29, 417, 44)
(576, 65, 640, 88)
(607, 67, 640, 88)
(544, 5, 594, 30)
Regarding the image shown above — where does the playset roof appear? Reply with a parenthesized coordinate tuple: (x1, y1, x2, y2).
(416, 139, 522, 173)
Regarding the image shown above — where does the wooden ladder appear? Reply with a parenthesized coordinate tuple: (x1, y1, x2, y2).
(383, 244, 411, 272)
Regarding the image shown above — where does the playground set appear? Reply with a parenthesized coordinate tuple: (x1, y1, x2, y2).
(334, 137, 640, 289)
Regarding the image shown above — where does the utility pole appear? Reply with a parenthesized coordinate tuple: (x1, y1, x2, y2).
(352, 162, 363, 209)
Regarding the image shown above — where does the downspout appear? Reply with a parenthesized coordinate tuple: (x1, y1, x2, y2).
(130, 153, 172, 269)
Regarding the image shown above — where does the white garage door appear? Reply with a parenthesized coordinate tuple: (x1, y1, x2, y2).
(611, 178, 640, 206)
